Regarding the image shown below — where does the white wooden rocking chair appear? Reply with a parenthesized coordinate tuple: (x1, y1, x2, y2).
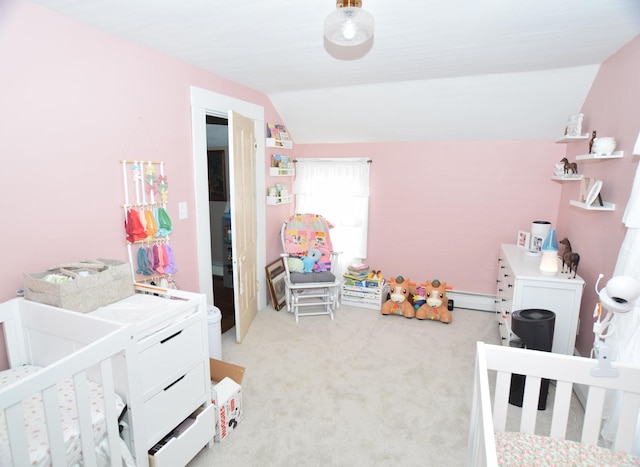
(280, 213, 341, 322)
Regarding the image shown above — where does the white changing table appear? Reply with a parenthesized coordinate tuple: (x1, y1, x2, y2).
(90, 285, 215, 467)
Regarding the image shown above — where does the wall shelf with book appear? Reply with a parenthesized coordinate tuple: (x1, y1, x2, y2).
(266, 194, 292, 205)
(266, 182, 291, 205)
(270, 167, 294, 176)
(266, 122, 293, 149)
(270, 153, 294, 176)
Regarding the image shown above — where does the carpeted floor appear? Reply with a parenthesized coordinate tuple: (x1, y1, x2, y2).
(188, 302, 583, 466)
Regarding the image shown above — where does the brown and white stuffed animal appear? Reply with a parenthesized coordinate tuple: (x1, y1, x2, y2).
(381, 276, 415, 318)
(415, 279, 452, 323)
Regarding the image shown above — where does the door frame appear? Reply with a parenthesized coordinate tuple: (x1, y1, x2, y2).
(190, 86, 266, 311)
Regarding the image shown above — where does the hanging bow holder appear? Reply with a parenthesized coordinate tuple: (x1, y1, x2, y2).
(122, 160, 178, 289)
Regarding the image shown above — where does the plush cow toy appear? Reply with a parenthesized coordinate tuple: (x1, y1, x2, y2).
(415, 279, 452, 323)
(381, 276, 415, 318)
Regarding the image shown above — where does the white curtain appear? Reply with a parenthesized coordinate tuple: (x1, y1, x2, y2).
(293, 158, 370, 274)
(600, 163, 640, 453)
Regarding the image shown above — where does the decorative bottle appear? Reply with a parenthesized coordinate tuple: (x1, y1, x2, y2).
(539, 229, 559, 276)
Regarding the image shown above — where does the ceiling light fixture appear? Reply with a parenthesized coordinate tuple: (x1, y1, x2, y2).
(324, 0, 374, 47)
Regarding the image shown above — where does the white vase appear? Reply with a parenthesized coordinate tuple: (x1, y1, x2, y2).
(591, 137, 616, 156)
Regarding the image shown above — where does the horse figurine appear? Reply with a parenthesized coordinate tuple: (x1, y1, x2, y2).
(559, 237, 580, 278)
(560, 157, 578, 175)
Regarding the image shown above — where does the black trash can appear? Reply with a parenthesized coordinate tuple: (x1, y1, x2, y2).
(509, 309, 555, 410)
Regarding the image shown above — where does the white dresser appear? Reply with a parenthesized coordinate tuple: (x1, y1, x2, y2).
(91, 286, 215, 467)
(495, 244, 585, 355)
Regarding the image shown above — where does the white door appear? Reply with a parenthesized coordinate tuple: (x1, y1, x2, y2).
(229, 110, 258, 343)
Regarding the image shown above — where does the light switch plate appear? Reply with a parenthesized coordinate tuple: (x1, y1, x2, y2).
(178, 202, 188, 220)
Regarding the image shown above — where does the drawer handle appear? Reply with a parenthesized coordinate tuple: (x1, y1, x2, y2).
(160, 330, 183, 344)
(164, 375, 185, 391)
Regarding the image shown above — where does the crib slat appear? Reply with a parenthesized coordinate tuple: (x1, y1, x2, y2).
(74, 370, 99, 467)
(100, 358, 123, 467)
(4, 404, 30, 466)
(520, 375, 541, 434)
(493, 370, 511, 432)
(581, 385, 606, 445)
(614, 392, 640, 453)
(549, 380, 572, 438)
(42, 385, 67, 465)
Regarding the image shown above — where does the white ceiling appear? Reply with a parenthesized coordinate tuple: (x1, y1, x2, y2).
(30, 0, 640, 143)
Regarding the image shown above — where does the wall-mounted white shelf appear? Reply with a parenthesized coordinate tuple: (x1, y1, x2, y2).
(552, 175, 583, 181)
(556, 134, 589, 143)
(266, 138, 293, 149)
(266, 194, 292, 205)
(270, 167, 294, 176)
(569, 200, 616, 211)
(575, 150, 624, 161)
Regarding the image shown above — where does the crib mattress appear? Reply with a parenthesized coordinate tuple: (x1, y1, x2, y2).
(0, 365, 126, 466)
(496, 431, 640, 466)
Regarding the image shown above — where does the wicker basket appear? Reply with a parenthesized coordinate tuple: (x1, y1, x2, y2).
(24, 259, 134, 313)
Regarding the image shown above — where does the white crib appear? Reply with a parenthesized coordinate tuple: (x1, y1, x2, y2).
(0, 297, 136, 466)
(468, 341, 640, 466)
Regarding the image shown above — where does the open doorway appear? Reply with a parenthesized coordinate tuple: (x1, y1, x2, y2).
(190, 86, 267, 343)
(206, 115, 235, 333)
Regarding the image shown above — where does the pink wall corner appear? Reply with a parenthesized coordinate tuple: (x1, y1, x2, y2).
(557, 34, 640, 356)
(295, 140, 565, 294)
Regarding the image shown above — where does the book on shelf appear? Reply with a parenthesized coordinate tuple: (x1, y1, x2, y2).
(271, 154, 292, 168)
(267, 123, 289, 141)
(266, 123, 279, 139)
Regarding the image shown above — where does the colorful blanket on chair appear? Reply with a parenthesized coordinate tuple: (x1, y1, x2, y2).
(284, 213, 334, 256)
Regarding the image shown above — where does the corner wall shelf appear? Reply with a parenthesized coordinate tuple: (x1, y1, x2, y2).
(569, 200, 616, 211)
(575, 150, 624, 161)
(556, 134, 589, 143)
(552, 175, 583, 181)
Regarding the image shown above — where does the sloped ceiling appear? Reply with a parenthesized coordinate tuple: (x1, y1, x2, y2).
(29, 0, 640, 143)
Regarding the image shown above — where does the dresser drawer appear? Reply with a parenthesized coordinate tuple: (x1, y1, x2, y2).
(140, 318, 205, 396)
(148, 405, 215, 467)
(144, 361, 209, 446)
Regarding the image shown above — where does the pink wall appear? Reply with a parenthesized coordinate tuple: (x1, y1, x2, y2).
(1, 0, 638, 361)
(556, 35, 640, 356)
(294, 142, 564, 293)
(0, 0, 283, 305)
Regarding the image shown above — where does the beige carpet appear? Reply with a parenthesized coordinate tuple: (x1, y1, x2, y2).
(188, 303, 582, 466)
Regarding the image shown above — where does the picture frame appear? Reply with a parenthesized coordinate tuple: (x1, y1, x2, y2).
(266, 258, 287, 311)
(517, 231, 531, 249)
(207, 148, 227, 201)
(270, 272, 287, 311)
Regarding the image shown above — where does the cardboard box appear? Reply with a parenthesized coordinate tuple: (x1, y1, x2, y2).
(209, 358, 245, 442)
(210, 358, 245, 385)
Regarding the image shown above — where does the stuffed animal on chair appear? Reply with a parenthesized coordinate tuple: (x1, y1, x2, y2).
(415, 279, 452, 323)
(302, 248, 322, 273)
(381, 276, 415, 318)
(313, 248, 331, 272)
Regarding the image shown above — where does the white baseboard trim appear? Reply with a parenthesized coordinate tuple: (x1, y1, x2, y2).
(447, 290, 496, 312)
(212, 262, 223, 276)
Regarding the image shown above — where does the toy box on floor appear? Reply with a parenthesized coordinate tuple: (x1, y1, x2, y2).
(210, 358, 245, 442)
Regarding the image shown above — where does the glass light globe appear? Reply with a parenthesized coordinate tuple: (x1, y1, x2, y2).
(324, 7, 374, 46)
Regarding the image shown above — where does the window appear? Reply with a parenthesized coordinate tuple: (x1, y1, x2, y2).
(293, 158, 371, 273)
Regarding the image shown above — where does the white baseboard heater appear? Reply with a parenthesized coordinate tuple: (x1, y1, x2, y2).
(447, 290, 496, 312)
